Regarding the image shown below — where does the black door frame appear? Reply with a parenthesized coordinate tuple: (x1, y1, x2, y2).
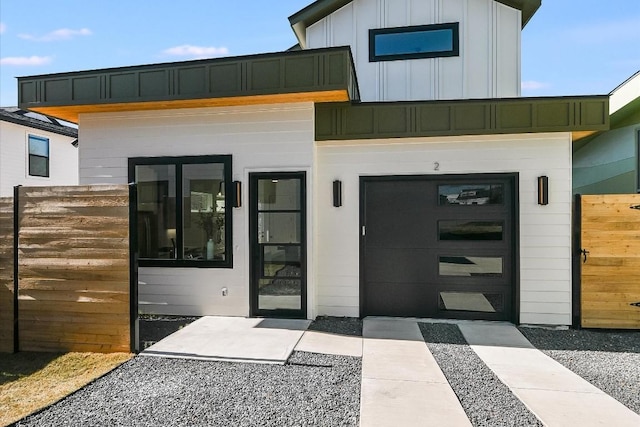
(359, 173, 519, 322)
(249, 171, 307, 318)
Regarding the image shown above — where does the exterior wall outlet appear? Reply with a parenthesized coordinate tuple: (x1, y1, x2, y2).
(221, 287, 228, 297)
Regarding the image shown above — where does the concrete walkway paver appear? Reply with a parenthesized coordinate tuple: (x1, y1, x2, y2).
(359, 318, 471, 427)
(458, 322, 640, 427)
(141, 316, 310, 364)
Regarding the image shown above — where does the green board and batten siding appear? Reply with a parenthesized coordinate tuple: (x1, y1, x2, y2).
(315, 96, 610, 141)
(18, 47, 359, 108)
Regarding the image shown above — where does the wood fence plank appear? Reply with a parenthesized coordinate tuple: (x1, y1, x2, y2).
(0, 197, 14, 353)
(14, 185, 132, 353)
(581, 194, 640, 329)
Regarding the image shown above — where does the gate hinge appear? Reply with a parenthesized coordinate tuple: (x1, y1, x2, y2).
(580, 249, 589, 264)
(631, 302, 640, 308)
(362, 226, 366, 236)
(631, 205, 640, 210)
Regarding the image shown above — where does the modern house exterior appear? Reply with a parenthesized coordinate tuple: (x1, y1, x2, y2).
(574, 71, 640, 194)
(16, 0, 609, 326)
(0, 107, 78, 197)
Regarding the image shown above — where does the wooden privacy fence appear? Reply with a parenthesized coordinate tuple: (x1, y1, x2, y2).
(0, 185, 136, 353)
(0, 198, 14, 352)
(577, 194, 640, 329)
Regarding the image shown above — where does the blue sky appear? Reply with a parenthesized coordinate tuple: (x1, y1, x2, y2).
(1, 0, 638, 108)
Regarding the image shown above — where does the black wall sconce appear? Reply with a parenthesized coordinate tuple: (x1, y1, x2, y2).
(333, 180, 342, 207)
(537, 176, 549, 205)
(232, 181, 242, 208)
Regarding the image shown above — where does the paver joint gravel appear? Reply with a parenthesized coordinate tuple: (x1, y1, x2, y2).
(419, 322, 543, 427)
(519, 327, 640, 415)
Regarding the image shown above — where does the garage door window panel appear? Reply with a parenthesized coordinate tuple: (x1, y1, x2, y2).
(439, 291, 504, 313)
(438, 220, 504, 241)
(439, 184, 504, 206)
(438, 256, 504, 277)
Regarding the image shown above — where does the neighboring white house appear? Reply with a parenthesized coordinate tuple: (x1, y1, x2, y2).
(573, 71, 640, 194)
(0, 107, 79, 197)
(17, 0, 609, 326)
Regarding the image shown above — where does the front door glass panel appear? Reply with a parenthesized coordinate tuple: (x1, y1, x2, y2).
(251, 174, 306, 317)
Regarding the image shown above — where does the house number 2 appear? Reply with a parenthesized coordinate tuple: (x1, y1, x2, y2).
(434, 162, 440, 171)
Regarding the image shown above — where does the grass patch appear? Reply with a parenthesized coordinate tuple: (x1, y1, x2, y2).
(0, 352, 132, 426)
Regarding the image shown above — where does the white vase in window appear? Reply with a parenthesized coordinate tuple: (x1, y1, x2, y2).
(206, 239, 214, 260)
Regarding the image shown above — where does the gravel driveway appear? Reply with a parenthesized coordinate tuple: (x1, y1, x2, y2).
(13, 318, 640, 426)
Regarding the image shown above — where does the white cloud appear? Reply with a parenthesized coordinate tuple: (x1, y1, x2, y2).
(0, 56, 53, 66)
(162, 44, 229, 59)
(521, 80, 549, 91)
(0, 23, 6, 34)
(19, 28, 92, 42)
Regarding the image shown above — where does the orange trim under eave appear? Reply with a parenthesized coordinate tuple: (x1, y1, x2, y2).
(27, 90, 350, 123)
(572, 130, 599, 142)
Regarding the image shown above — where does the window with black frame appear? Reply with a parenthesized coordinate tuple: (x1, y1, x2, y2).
(129, 155, 232, 267)
(28, 135, 50, 177)
(369, 23, 459, 62)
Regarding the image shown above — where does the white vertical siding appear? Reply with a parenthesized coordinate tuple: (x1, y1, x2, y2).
(495, 2, 521, 97)
(0, 121, 78, 197)
(306, 0, 521, 102)
(315, 133, 573, 324)
(79, 103, 316, 318)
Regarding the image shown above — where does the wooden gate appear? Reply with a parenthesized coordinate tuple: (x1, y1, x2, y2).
(577, 194, 640, 329)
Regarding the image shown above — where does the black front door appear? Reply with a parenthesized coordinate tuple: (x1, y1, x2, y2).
(249, 172, 306, 318)
(361, 174, 516, 321)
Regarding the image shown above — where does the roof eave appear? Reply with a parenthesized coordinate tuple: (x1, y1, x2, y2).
(0, 111, 78, 138)
(497, 0, 541, 28)
(289, 0, 541, 47)
(288, 0, 353, 48)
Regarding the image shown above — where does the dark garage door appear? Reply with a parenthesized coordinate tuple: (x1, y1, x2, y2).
(360, 174, 516, 321)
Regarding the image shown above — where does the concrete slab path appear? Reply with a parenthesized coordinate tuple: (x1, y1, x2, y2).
(359, 318, 471, 427)
(140, 316, 310, 364)
(140, 316, 639, 427)
(458, 323, 640, 427)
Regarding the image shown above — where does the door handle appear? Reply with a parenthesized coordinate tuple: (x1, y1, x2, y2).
(580, 249, 589, 264)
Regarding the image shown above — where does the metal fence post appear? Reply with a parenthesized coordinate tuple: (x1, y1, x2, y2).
(129, 183, 139, 353)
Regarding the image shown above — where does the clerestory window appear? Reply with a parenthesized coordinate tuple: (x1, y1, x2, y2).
(369, 23, 459, 62)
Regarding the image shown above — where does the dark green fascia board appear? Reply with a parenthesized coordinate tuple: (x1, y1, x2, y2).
(289, 0, 540, 47)
(575, 94, 639, 152)
(315, 95, 609, 141)
(18, 46, 360, 109)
